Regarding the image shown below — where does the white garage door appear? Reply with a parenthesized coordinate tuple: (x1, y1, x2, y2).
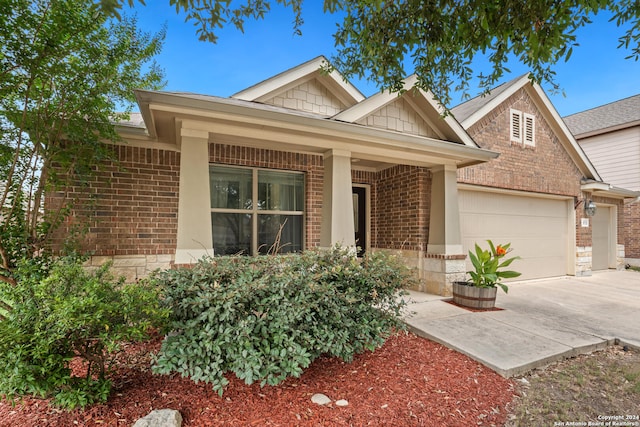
(459, 189, 571, 280)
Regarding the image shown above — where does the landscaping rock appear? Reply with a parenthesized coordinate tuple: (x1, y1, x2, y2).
(335, 399, 349, 407)
(133, 409, 182, 427)
(311, 393, 332, 405)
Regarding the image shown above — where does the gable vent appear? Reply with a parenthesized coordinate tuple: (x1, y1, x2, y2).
(524, 113, 535, 146)
(510, 109, 522, 143)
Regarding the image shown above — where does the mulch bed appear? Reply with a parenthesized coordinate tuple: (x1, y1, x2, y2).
(0, 332, 515, 426)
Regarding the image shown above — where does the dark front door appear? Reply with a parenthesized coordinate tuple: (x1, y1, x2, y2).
(352, 186, 366, 257)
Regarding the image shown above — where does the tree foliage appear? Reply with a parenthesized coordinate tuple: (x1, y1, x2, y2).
(0, 0, 165, 283)
(102, 0, 640, 105)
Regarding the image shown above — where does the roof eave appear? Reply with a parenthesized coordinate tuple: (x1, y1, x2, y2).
(134, 89, 499, 168)
(581, 180, 640, 199)
(572, 119, 640, 139)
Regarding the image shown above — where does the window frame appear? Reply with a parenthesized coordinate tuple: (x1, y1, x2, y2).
(209, 164, 305, 255)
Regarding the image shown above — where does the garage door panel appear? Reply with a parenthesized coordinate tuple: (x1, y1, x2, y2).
(460, 190, 570, 280)
(462, 215, 566, 238)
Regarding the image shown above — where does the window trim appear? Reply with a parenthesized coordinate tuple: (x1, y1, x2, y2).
(209, 164, 305, 255)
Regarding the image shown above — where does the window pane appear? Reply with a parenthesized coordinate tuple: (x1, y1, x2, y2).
(210, 166, 252, 209)
(212, 212, 251, 255)
(257, 214, 303, 254)
(257, 170, 303, 211)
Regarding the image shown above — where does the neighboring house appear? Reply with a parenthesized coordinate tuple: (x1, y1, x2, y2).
(564, 94, 640, 266)
(452, 76, 638, 278)
(50, 57, 636, 295)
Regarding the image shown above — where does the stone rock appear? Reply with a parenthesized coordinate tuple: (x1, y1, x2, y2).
(133, 409, 182, 427)
(311, 393, 332, 405)
(335, 399, 349, 407)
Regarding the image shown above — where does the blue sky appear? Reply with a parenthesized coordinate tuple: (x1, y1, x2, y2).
(131, 2, 640, 117)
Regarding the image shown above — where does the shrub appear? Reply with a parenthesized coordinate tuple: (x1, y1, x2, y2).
(0, 257, 169, 409)
(152, 246, 412, 395)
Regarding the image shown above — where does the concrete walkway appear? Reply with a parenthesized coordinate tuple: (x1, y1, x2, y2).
(404, 270, 640, 377)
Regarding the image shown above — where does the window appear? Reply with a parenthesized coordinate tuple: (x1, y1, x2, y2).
(209, 165, 304, 255)
(510, 109, 535, 147)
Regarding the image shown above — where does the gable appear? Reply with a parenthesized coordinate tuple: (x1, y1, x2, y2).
(355, 96, 439, 139)
(453, 74, 600, 181)
(231, 56, 364, 110)
(459, 87, 583, 196)
(334, 75, 477, 146)
(261, 77, 348, 116)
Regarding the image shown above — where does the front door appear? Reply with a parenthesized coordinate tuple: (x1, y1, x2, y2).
(352, 186, 366, 256)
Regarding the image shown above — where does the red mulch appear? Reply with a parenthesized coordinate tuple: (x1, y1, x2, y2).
(0, 332, 515, 426)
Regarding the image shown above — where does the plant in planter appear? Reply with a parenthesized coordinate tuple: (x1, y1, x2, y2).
(453, 241, 521, 309)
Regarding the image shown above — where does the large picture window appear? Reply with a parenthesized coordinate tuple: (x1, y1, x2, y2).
(210, 165, 304, 255)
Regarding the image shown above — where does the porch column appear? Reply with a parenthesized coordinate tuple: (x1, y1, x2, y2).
(320, 149, 356, 249)
(424, 164, 466, 296)
(428, 164, 463, 255)
(175, 127, 213, 264)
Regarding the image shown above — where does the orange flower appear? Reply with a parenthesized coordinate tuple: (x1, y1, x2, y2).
(496, 245, 507, 256)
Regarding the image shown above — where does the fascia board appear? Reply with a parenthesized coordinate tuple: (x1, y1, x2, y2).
(581, 181, 640, 199)
(134, 89, 158, 139)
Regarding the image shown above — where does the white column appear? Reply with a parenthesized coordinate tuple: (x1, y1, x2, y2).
(320, 149, 356, 248)
(427, 164, 463, 255)
(175, 127, 213, 263)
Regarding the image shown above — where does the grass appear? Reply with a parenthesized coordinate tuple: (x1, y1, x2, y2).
(506, 345, 640, 426)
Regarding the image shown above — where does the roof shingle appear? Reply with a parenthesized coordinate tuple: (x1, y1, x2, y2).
(563, 94, 640, 136)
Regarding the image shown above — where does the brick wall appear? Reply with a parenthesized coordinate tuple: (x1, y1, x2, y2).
(374, 165, 431, 252)
(459, 88, 583, 198)
(625, 202, 640, 260)
(49, 145, 180, 256)
(210, 143, 324, 249)
(46, 140, 439, 287)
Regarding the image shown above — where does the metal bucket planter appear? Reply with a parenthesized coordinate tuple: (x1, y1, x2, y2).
(452, 281, 497, 310)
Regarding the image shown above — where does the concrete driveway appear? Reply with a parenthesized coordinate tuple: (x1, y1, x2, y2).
(404, 270, 640, 377)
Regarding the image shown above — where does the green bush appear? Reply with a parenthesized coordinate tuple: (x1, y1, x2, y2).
(152, 246, 412, 395)
(0, 257, 169, 409)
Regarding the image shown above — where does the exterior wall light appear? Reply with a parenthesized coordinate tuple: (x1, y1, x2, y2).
(584, 200, 597, 217)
